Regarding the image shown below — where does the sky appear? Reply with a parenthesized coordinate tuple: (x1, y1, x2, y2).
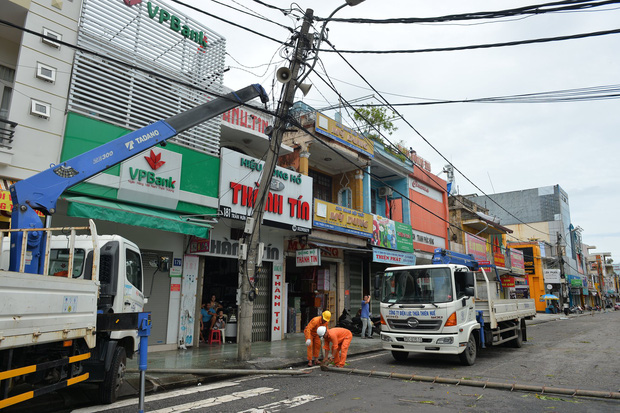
(178, 0, 620, 260)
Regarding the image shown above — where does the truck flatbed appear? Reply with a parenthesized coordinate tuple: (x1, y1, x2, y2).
(0, 270, 98, 350)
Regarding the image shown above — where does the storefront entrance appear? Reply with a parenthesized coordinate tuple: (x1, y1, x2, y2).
(201, 256, 272, 342)
(285, 257, 337, 332)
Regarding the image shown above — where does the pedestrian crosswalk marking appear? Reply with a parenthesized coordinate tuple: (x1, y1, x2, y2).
(146, 387, 277, 413)
(238, 394, 323, 412)
(70, 381, 240, 412)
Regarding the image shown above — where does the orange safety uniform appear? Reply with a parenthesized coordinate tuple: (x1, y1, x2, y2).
(304, 315, 329, 361)
(323, 327, 353, 368)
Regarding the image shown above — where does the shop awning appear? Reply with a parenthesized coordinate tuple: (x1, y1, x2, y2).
(62, 195, 211, 238)
(309, 241, 369, 253)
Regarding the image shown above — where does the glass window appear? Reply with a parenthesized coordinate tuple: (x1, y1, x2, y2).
(48, 248, 86, 278)
(382, 268, 453, 304)
(309, 169, 332, 202)
(338, 187, 352, 208)
(125, 248, 143, 290)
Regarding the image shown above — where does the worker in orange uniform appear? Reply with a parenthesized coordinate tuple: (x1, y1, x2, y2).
(304, 311, 331, 367)
(318, 326, 352, 368)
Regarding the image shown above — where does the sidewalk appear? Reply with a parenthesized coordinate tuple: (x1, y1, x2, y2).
(123, 332, 382, 396)
(124, 311, 585, 396)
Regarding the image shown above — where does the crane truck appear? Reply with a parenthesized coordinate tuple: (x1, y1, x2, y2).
(375, 248, 536, 366)
(0, 84, 268, 409)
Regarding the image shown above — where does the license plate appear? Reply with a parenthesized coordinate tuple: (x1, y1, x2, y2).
(404, 336, 423, 343)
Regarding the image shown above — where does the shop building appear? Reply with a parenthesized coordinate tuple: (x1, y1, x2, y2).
(0, 0, 277, 349)
(282, 105, 419, 329)
(467, 185, 588, 308)
(447, 194, 528, 300)
(406, 152, 449, 264)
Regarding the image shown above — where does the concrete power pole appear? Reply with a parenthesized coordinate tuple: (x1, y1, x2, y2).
(236, 9, 314, 361)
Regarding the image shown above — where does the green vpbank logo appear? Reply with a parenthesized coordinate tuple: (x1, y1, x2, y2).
(129, 150, 176, 189)
(145, 1, 208, 47)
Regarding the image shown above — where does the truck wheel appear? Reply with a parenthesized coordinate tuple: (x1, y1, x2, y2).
(510, 325, 523, 348)
(391, 350, 409, 362)
(459, 333, 477, 366)
(99, 346, 126, 404)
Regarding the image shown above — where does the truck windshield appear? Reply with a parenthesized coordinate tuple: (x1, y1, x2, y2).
(48, 249, 86, 278)
(382, 268, 453, 304)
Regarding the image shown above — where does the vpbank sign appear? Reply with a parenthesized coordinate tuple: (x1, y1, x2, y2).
(118, 148, 182, 210)
(123, 0, 208, 47)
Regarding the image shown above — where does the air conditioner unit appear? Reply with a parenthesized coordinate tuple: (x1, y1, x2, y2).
(42, 28, 61, 49)
(378, 187, 393, 198)
(36, 63, 56, 83)
(30, 100, 51, 119)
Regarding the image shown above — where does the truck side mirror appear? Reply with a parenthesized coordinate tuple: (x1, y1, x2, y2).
(374, 272, 383, 301)
(465, 286, 475, 297)
(466, 272, 475, 288)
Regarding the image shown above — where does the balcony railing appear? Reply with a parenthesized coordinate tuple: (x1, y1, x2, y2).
(0, 119, 17, 150)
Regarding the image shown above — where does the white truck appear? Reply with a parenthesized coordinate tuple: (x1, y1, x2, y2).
(0, 84, 268, 409)
(0, 223, 150, 406)
(376, 248, 536, 366)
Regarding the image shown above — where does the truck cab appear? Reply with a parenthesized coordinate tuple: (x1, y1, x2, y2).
(377, 264, 478, 362)
(376, 248, 536, 366)
(0, 229, 145, 404)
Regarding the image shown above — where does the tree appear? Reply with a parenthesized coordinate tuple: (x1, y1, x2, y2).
(352, 105, 398, 144)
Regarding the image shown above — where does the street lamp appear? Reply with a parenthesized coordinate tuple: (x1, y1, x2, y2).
(297, 0, 366, 86)
(236, 1, 367, 361)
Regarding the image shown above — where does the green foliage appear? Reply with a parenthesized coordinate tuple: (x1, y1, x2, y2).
(353, 104, 398, 142)
(353, 105, 407, 163)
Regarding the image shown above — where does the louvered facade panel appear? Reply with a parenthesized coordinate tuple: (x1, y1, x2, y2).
(69, 0, 226, 156)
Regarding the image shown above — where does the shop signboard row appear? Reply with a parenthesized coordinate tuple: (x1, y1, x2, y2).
(372, 248, 416, 266)
(219, 148, 313, 233)
(371, 215, 413, 253)
(313, 199, 372, 238)
(314, 113, 374, 158)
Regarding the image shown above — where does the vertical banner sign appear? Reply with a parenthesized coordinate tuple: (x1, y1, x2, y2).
(509, 248, 525, 275)
(520, 247, 535, 275)
(465, 233, 488, 263)
(272, 261, 284, 340)
(178, 255, 199, 347)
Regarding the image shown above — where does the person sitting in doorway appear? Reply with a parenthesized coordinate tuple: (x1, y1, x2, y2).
(212, 309, 227, 343)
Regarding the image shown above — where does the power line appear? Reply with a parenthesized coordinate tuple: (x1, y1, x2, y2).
(201, 0, 294, 32)
(320, 38, 554, 239)
(168, 0, 287, 44)
(318, 27, 620, 54)
(348, 84, 620, 106)
(316, 0, 620, 23)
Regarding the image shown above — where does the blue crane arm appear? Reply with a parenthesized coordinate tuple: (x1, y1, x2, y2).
(9, 84, 268, 273)
(432, 248, 480, 270)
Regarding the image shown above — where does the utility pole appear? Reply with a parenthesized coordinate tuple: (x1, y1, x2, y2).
(557, 232, 568, 309)
(236, 9, 314, 361)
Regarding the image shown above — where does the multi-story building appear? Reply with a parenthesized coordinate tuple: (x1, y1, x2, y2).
(446, 194, 528, 299)
(467, 185, 588, 308)
(281, 104, 449, 331)
(0, 0, 290, 348)
(587, 251, 616, 308)
(407, 152, 449, 264)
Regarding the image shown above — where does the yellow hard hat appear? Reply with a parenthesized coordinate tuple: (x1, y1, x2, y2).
(322, 311, 331, 322)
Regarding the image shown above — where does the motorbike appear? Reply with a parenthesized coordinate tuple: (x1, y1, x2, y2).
(337, 309, 362, 335)
(569, 305, 583, 314)
(337, 309, 381, 337)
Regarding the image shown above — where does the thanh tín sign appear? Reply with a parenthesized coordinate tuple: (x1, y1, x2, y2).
(296, 248, 321, 267)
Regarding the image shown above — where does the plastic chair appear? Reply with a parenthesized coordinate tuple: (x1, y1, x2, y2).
(209, 329, 222, 344)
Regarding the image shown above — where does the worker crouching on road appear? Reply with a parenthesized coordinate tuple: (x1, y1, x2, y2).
(318, 326, 352, 368)
(304, 311, 331, 367)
